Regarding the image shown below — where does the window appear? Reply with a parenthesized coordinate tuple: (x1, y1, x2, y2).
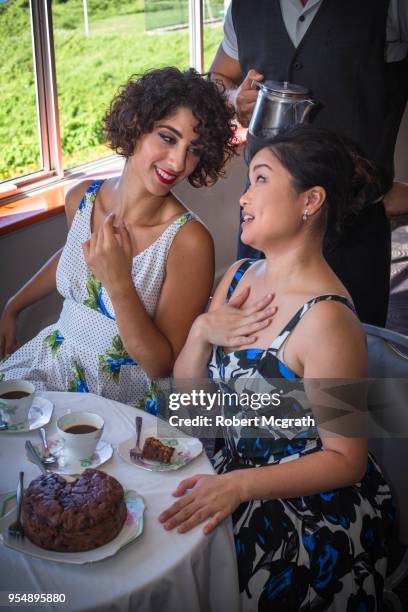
(0, 0, 44, 183)
(203, 0, 225, 71)
(53, 0, 190, 170)
(0, 0, 225, 197)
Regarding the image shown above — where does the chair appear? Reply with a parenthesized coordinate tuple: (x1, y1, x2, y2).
(364, 324, 408, 612)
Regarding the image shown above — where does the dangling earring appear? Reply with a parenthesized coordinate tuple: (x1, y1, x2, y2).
(302, 210, 309, 222)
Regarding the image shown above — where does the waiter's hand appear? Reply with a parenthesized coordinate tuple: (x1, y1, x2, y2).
(383, 182, 408, 218)
(234, 69, 264, 127)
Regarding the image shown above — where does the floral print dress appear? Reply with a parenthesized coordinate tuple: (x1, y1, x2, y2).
(0, 180, 196, 408)
(209, 259, 395, 612)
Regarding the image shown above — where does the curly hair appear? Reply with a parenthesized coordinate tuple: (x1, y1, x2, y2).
(103, 67, 237, 187)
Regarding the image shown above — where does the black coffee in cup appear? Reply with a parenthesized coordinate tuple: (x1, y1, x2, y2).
(0, 391, 30, 399)
(64, 424, 98, 434)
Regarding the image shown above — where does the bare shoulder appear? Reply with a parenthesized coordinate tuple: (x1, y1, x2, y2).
(64, 180, 94, 228)
(307, 298, 363, 332)
(299, 299, 367, 376)
(170, 216, 214, 256)
(158, 217, 214, 332)
(166, 217, 215, 286)
(166, 220, 213, 286)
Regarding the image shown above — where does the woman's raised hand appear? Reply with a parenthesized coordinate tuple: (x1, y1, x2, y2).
(194, 286, 276, 349)
(83, 213, 133, 296)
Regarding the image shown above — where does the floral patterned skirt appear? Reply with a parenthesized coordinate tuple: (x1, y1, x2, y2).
(213, 446, 395, 612)
(0, 298, 156, 407)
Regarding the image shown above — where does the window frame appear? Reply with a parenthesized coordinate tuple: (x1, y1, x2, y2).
(1, 0, 209, 201)
(1, 0, 62, 195)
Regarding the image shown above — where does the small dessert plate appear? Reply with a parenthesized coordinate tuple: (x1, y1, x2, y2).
(30, 435, 113, 475)
(0, 489, 144, 564)
(0, 397, 53, 433)
(117, 436, 203, 472)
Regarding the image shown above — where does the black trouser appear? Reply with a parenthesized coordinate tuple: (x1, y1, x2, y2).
(324, 204, 391, 327)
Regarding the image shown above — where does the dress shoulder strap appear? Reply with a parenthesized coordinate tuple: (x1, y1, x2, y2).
(143, 211, 198, 262)
(226, 259, 256, 303)
(78, 179, 104, 212)
(67, 179, 105, 240)
(163, 211, 198, 249)
(170, 211, 197, 234)
(269, 294, 356, 354)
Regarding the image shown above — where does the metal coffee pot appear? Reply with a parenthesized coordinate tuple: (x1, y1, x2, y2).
(248, 80, 318, 139)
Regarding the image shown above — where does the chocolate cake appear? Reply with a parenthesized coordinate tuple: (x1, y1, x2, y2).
(22, 469, 127, 552)
(142, 437, 174, 463)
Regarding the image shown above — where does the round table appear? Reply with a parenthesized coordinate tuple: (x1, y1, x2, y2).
(0, 392, 241, 612)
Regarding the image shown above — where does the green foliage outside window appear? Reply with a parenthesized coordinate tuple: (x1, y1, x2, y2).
(0, 0, 223, 181)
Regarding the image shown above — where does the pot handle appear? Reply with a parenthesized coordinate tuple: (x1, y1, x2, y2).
(251, 79, 263, 90)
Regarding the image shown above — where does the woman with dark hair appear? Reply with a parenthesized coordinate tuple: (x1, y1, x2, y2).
(160, 126, 394, 610)
(0, 67, 236, 407)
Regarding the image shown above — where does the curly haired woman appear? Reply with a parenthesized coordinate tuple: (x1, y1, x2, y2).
(0, 67, 236, 407)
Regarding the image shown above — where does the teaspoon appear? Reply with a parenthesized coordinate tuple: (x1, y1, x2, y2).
(25, 440, 76, 483)
(39, 427, 58, 465)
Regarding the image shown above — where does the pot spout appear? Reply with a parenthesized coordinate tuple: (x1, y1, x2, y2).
(295, 99, 320, 124)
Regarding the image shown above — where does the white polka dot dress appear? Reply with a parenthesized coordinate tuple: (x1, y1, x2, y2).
(0, 180, 197, 407)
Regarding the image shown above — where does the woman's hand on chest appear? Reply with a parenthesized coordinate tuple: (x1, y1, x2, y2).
(197, 286, 277, 350)
(83, 212, 134, 296)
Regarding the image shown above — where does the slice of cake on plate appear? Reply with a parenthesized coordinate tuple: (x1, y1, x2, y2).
(142, 437, 174, 463)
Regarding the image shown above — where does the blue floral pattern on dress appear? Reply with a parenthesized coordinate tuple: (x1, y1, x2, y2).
(210, 259, 394, 610)
(226, 258, 256, 303)
(84, 274, 115, 320)
(139, 380, 161, 416)
(44, 330, 64, 357)
(68, 361, 89, 393)
(78, 179, 103, 211)
(98, 335, 136, 383)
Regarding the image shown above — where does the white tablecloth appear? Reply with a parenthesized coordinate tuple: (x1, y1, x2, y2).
(0, 392, 240, 612)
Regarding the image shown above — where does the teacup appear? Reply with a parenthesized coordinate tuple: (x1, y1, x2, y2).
(0, 379, 35, 425)
(57, 411, 104, 460)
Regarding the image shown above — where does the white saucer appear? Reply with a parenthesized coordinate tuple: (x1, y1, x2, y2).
(0, 397, 53, 433)
(0, 489, 145, 564)
(31, 435, 113, 475)
(117, 435, 203, 472)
